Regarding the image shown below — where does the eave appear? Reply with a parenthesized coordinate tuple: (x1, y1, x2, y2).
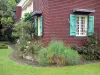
(73, 9, 96, 13)
(32, 11, 42, 16)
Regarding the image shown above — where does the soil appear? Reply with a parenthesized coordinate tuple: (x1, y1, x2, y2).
(9, 45, 100, 67)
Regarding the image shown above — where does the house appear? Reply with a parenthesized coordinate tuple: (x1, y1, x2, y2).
(16, 0, 100, 46)
(33, 0, 100, 46)
(17, 0, 33, 18)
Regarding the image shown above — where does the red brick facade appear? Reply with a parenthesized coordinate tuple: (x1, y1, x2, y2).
(15, 6, 22, 22)
(34, 0, 100, 46)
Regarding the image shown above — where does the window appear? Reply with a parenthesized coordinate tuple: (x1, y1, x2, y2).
(34, 16, 43, 36)
(70, 14, 94, 37)
(76, 15, 87, 36)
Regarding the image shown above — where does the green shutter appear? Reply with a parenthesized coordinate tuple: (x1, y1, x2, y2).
(40, 16, 43, 36)
(88, 16, 94, 36)
(35, 17, 38, 35)
(70, 14, 76, 36)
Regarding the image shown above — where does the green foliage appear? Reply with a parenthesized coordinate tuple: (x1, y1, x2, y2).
(36, 48, 48, 65)
(14, 20, 34, 39)
(0, 44, 8, 49)
(28, 40, 43, 54)
(0, 0, 7, 12)
(24, 13, 34, 22)
(0, 0, 16, 17)
(25, 40, 43, 54)
(64, 48, 80, 65)
(0, 16, 14, 42)
(74, 34, 100, 60)
(1, 17, 7, 25)
(15, 20, 39, 56)
(37, 40, 80, 66)
(1, 17, 13, 25)
(8, 0, 16, 7)
(15, 20, 35, 56)
(7, 17, 13, 23)
(0, 45, 8, 49)
(17, 40, 43, 58)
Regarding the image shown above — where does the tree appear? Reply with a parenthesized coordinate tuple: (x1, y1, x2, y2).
(0, 0, 17, 42)
(0, 0, 16, 17)
(15, 0, 21, 3)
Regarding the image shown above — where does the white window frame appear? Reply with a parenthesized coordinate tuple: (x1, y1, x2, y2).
(76, 15, 88, 36)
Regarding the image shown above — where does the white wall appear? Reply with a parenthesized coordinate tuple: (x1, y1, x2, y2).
(17, 0, 33, 18)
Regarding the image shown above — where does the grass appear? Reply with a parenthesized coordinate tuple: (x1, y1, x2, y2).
(0, 48, 100, 75)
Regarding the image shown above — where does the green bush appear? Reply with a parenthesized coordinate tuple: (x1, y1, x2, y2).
(37, 40, 80, 66)
(15, 20, 35, 56)
(1, 17, 13, 25)
(0, 44, 8, 49)
(17, 39, 43, 58)
(14, 20, 34, 40)
(25, 40, 43, 54)
(64, 48, 80, 65)
(1, 17, 7, 26)
(24, 12, 34, 22)
(36, 48, 48, 65)
(73, 34, 100, 60)
(7, 17, 13, 23)
(47, 40, 65, 58)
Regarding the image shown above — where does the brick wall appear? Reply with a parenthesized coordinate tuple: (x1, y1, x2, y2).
(33, 0, 51, 44)
(15, 6, 22, 22)
(47, 0, 100, 46)
(34, 0, 100, 46)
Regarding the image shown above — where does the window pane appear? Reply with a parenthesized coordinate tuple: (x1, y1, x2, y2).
(76, 16, 87, 36)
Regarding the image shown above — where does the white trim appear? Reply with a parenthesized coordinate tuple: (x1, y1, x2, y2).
(73, 9, 96, 13)
(17, 0, 33, 18)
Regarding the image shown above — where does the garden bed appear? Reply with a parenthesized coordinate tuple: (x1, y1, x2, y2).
(9, 46, 100, 67)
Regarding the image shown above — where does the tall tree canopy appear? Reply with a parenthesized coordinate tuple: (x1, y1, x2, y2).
(0, 0, 18, 17)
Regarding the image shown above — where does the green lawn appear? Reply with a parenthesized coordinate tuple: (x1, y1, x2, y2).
(0, 48, 100, 75)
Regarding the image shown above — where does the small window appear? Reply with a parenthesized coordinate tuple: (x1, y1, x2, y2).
(70, 14, 94, 37)
(76, 15, 87, 36)
(34, 16, 43, 36)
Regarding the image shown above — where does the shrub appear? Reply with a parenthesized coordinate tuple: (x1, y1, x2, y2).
(36, 48, 48, 65)
(7, 17, 13, 23)
(17, 39, 43, 58)
(17, 36, 28, 54)
(73, 34, 100, 60)
(1, 17, 7, 26)
(0, 44, 8, 49)
(64, 48, 80, 65)
(37, 40, 80, 66)
(15, 20, 35, 56)
(24, 12, 34, 22)
(47, 40, 67, 66)
(25, 40, 43, 54)
(14, 20, 34, 40)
